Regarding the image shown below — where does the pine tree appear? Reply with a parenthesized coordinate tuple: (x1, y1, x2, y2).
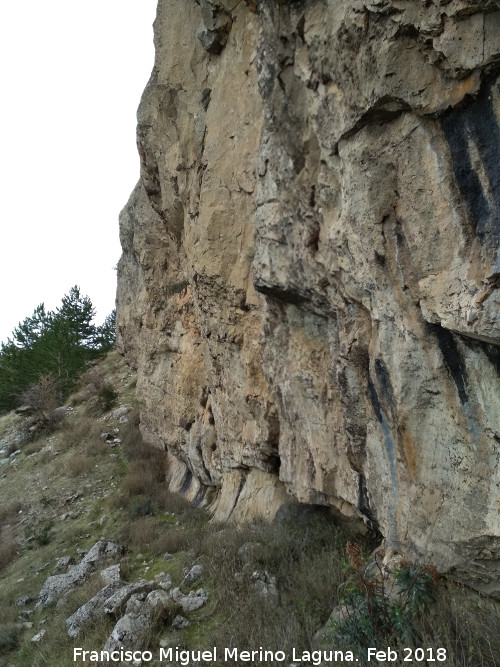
(95, 309, 116, 352)
(0, 287, 116, 410)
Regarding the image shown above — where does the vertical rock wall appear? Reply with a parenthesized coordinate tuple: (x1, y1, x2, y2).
(117, 0, 500, 595)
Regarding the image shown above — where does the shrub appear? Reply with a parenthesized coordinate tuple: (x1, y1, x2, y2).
(327, 543, 439, 654)
(0, 623, 20, 653)
(0, 527, 18, 570)
(97, 383, 118, 413)
(19, 375, 66, 440)
(75, 366, 117, 413)
(128, 495, 156, 519)
(66, 454, 93, 477)
(60, 416, 103, 452)
(20, 374, 58, 418)
(0, 500, 23, 523)
(34, 520, 55, 546)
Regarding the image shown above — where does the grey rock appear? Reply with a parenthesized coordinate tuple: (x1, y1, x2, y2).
(16, 621, 33, 630)
(31, 629, 46, 642)
(154, 572, 172, 591)
(103, 591, 171, 653)
(250, 571, 278, 600)
(171, 587, 208, 612)
(172, 614, 191, 630)
(100, 563, 121, 585)
(15, 405, 32, 415)
(104, 580, 155, 616)
(36, 541, 123, 608)
(15, 594, 33, 607)
(66, 582, 123, 638)
(82, 540, 123, 566)
(112, 406, 130, 420)
(36, 561, 95, 608)
(145, 589, 171, 613)
(125, 593, 148, 615)
(181, 564, 203, 588)
(103, 613, 145, 652)
(54, 556, 73, 573)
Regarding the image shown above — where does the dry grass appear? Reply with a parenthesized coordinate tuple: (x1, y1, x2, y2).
(188, 509, 351, 656)
(0, 526, 18, 571)
(0, 499, 23, 523)
(66, 454, 93, 477)
(415, 584, 500, 667)
(60, 416, 103, 452)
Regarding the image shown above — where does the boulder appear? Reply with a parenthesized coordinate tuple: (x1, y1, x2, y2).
(154, 572, 173, 591)
(100, 564, 121, 585)
(31, 629, 46, 643)
(250, 571, 278, 600)
(54, 556, 73, 573)
(103, 580, 155, 616)
(36, 541, 123, 608)
(66, 582, 123, 638)
(103, 589, 172, 652)
(170, 587, 208, 613)
(181, 564, 203, 588)
(36, 561, 95, 608)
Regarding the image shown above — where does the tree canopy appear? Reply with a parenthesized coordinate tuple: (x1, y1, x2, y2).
(0, 286, 115, 410)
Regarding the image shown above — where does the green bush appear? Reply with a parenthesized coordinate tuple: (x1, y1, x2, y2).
(34, 520, 55, 546)
(0, 624, 20, 652)
(327, 542, 438, 654)
(128, 495, 155, 519)
(97, 383, 118, 412)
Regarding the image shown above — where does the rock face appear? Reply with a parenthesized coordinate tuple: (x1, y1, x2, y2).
(116, 0, 500, 596)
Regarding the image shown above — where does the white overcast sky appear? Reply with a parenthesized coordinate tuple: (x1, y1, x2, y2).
(0, 1, 158, 345)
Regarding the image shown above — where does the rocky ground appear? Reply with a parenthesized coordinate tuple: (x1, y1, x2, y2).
(0, 351, 499, 667)
(0, 352, 343, 666)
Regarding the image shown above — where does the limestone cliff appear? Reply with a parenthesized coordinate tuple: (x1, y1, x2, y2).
(116, 0, 500, 596)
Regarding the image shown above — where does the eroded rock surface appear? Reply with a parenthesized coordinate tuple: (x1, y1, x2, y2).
(117, 0, 500, 595)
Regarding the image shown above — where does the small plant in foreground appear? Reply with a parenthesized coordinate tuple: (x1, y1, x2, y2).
(329, 542, 438, 651)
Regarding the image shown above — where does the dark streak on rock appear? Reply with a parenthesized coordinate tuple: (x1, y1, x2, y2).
(179, 469, 193, 496)
(481, 341, 500, 377)
(441, 76, 500, 257)
(430, 324, 468, 405)
(191, 486, 206, 508)
(358, 474, 379, 530)
(374, 358, 395, 410)
(367, 377, 383, 424)
(196, 437, 213, 483)
(231, 473, 247, 515)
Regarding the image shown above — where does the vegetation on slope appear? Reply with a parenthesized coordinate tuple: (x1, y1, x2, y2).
(0, 352, 498, 666)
